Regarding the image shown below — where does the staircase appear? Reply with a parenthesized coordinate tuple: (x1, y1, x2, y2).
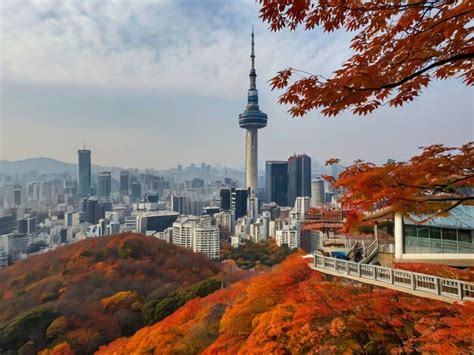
(345, 239, 378, 264)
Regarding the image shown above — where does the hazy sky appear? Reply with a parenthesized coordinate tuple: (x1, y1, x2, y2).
(1, 0, 473, 170)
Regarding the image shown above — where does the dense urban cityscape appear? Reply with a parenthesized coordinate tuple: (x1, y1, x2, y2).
(0, 33, 344, 268)
(0, 1, 472, 354)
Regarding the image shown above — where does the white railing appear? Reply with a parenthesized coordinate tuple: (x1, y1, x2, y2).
(313, 254, 474, 301)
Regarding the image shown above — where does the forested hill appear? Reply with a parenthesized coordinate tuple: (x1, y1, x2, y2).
(0, 233, 221, 354)
(97, 254, 474, 354)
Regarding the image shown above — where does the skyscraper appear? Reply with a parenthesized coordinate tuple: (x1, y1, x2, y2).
(232, 188, 248, 220)
(265, 161, 288, 206)
(239, 29, 268, 197)
(78, 148, 91, 198)
(131, 182, 142, 202)
(311, 178, 325, 207)
(171, 195, 185, 215)
(13, 185, 22, 206)
(120, 170, 130, 195)
(98, 171, 112, 199)
(287, 154, 312, 207)
(220, 188, 231, 210)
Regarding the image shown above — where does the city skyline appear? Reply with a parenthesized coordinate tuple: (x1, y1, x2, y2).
(1, 0, 473, 170)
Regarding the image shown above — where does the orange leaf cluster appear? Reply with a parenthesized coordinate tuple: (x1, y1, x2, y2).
(0, 233, 222, 353)
(260, 0, 474, 116)
(329, 143, 473, 228)
(98, 254, 474, 354)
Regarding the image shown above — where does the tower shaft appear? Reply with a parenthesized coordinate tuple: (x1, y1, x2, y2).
(245, 128, 258, 195)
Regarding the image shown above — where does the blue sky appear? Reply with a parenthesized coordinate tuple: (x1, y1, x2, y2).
(1, 0, 472, 170)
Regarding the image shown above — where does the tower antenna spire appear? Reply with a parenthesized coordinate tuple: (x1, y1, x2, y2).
(251, 26, 255, 70)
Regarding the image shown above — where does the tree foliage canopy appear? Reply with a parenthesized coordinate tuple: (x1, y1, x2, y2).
(326, 142, 473, 227)
(98, 254, 474, 354)
(259, 0, 474, 116)
(0, 233, 221, 353)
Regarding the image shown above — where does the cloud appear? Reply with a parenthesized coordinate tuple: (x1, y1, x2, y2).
(2, 0, 470, 170)
(0, 0, 351, 98)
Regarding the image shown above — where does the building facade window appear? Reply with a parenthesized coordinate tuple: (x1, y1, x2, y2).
(403, 223, 473, 254)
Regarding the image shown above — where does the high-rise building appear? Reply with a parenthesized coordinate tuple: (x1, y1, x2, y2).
(232, 188, 248, 220)
(2, 233, 29, 262)
(120, 170, 130, 195)
(172, 216, 220, 259)
(276, 224, 300, 249)
(40, 181, 52, 205)
(98, 171, 112, 199)
(293, 196, 310, 222)
(265, 161, 288, 206)
(193, 224, 220, 260)
(145, 192, 159, 203)
(311, 179, 325, 207)
(64, 180, 78, 205)
(0, 215, 17, 235)
(220, 189, 231, 210)
(137, 211, 179, 234)
(172, 216, 197, 249)
(215, 210, 233, 239)
(85, 196, 98, 224)
(13, 185, 22, 206)
(191, 177, 204, 189)
(171, 195, 185, 214)
(78, 148, 91, 197)
(287, 154, 311, 207)
(131, 182, 142, 201)
(18, 216, 36, 234)
(239, 29, 268, 197)
(27, 182, 40, 202)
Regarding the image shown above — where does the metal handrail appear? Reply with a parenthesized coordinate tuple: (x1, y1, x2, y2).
(313, 254, 474, 301)
(359, 239, 379, 264)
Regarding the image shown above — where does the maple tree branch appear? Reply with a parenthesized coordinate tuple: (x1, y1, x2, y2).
(345, 51, 474, 91)
(317, 1, 444, 14)
(443, 199, 466, 213)
(412, 8, 474, 36)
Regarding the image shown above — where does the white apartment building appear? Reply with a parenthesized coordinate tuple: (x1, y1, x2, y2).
(193, 225, 220, 260)
(172, 216, 197, 249)
(172, 215, 220, 259)
(276, 223, 301, 249)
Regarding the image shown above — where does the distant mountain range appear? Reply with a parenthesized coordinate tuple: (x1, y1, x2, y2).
(0, 157, 107, 175)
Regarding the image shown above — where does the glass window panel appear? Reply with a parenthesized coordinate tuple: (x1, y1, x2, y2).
(442, 228, 457, 241)
(430, 227, 441, 239)
(417, 227, 429, 239)
(458, 229, 472, 243)
(403, 224, 417, 253)
(404, 225, 417, 238)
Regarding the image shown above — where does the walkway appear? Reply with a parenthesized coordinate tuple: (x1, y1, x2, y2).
(310, 254, 474, 304)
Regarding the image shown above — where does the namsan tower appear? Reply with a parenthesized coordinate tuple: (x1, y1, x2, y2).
(238, 29, 268, 197)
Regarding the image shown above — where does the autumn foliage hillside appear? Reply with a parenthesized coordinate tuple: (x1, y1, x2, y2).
(0, 233, 221, 353)
(99, 253, 474, 354)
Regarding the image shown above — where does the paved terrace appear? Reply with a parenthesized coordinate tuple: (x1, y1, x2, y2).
(310, 254, 474, 304)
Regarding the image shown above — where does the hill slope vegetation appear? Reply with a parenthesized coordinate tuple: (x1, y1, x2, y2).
(0, 233, 221, 353)
(98, 254, 474, 354)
